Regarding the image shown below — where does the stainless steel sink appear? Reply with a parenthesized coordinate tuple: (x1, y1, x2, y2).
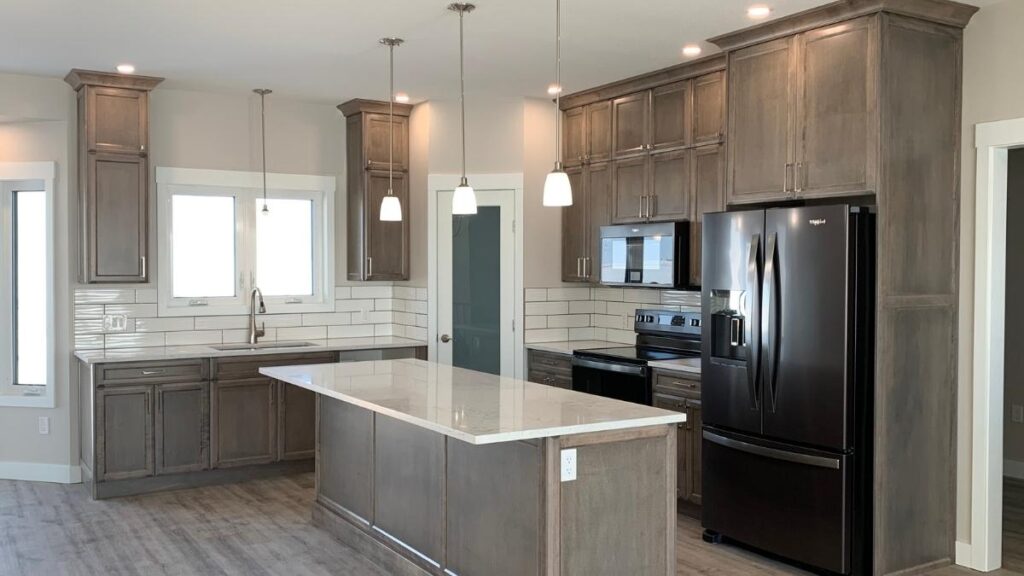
(211, 341, 319, 352)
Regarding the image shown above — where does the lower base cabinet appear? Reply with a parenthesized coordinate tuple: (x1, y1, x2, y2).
(652, 369, 702, 508)
(96, 384, 154, 481)
(155, 382, 209, 475)
(279, 382, 316, 460)
(211, 378, 277, 468)
(526, 349, 573, 389)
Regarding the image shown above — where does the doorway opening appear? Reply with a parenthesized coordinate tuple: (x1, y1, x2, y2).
(1002, 148, 1024, 572)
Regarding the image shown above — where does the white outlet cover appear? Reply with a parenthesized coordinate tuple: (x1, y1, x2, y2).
(103, 314, 129, 332)
(38, 416, 49, 435)
(560, 448, 577, 482)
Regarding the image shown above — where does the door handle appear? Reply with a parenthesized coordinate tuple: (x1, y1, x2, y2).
(761, 232, 780, 413)
(440, 334, 453, 343)
(746, 234, 761, 410)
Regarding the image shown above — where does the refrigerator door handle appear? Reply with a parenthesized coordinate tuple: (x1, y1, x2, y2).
(761, 232, 780, 413)
(703, 430, 840, 470)
(746, 234, 761, 410)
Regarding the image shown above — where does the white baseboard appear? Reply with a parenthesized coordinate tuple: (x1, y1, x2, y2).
(1004, 458, 1024, 480)
(0, 461, 82, 484)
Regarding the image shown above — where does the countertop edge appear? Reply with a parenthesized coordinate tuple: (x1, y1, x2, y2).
(73, 338, 429, 365)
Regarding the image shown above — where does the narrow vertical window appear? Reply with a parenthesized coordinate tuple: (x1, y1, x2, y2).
(13, 190, 46, 385)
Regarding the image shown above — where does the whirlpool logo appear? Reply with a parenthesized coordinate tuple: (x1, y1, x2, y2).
(809, 218, 827, 227)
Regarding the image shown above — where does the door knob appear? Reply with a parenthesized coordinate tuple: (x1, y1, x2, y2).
(440, 334, 454, 343)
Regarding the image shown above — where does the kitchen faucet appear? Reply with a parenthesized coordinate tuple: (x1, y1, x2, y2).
(249, 286, 266, 344)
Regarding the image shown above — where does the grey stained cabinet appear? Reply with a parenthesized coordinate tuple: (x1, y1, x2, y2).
(563, 101, 612, 167)
(155, 381, 209, 475)
(653, 370, 702, 508)
(689, 144, 725, 287)
(278, 382, 316, 460)
(211, 378, 277, 468)
(726, 17, 877, 204)
(96, 384, 154, 481)
(340, 99, 412, 281)
(66, 69, 163, 284)
(561, 162, 609, 283)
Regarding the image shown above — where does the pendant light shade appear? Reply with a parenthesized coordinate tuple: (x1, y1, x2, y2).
(253, 88, 272, 214)
(449, 3, 477, 215)
(379, 194, 403, 221)
(379, 37, 404, 221)
(543, 168, 573, 207)
(543, 0, 573, 207)
(453, 178, 477, 215)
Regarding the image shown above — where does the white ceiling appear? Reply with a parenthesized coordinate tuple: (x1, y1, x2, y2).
(0, 0, 994, 104)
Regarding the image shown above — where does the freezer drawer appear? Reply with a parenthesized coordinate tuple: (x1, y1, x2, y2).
(702, 429, 853, 574)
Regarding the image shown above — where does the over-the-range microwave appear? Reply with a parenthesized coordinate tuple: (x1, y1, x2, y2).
(599, 221, 691, 289)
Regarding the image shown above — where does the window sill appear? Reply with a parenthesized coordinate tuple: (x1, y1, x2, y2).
(0, 387, 54, 408)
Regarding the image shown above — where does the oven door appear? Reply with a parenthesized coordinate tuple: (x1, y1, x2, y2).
(571, 356, 651, 405)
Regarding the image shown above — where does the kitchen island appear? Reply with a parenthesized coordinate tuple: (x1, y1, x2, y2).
(261, 358, 685, 576)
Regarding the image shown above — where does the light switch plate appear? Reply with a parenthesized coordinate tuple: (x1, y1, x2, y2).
(103, 314, 129, 333)
(1013, 405, 1024, 424)
(38, 416, 49, 435)
(560, 448, 577, 482)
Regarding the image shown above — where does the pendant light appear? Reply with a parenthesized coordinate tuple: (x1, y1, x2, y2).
(379, 37, 404, 222)
(543, 0, 572, 207)
(448, 2, 477, 215)
(253, 88, 272, 214)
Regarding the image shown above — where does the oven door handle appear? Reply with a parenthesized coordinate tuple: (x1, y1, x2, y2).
(571, 357, 648, 377)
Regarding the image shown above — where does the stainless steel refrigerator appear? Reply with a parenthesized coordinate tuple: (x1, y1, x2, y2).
(700, 205, 874, 575)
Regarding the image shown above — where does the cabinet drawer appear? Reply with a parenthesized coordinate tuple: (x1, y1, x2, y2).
(527, 349, 572, 372)
(653, 393, 689, 414)
(528, 369, 573, 390)
(97, 359, 207, 386)
(213, 352, 337, 381)
(654, 371, 701, 396)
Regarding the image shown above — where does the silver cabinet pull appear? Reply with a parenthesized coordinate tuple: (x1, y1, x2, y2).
(638, 195, 645, 219)
(795, 162, 804, 193)
(141, 370, 164, 376)
(366, 257, 373, 278)
(140, 144, 146, 153)
(141, 256, 147, 278)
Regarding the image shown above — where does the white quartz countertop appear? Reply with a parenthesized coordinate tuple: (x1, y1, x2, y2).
(73, 336, 428, 365)
(525, 340, 623, 355)
(648, 357, 702, 375)
(260, 358, 685, 445)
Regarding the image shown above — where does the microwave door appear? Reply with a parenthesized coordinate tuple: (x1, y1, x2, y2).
(643, 234, 674, 286)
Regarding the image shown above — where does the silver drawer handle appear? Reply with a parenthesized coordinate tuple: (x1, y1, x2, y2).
(141, 370, 165, 376)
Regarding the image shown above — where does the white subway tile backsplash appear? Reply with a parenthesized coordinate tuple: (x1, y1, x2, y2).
(393, 286, 417, 300)
(352, 286, 392, 299)
(414, 314, 428, 328)
(524, 328, 569, 343)
(74, 319, 106, 335)
(547, 314, 591, 328)
(405, 326, 429, 341)
(374, 324, 394, 336)
(134, 317, 195, 332)
(546, 287, 591, 301)
(75, 305, 104, 318)
(104, 304, 159, 318)
(568, 300, 595, 314)
(302, 312, 351, 326)
(594, 314, 625, 329)
(335, 299, 375, 313)
(334, 287, 352, 300)
(105, 332, 166, 349)
(408, 300, 428, 315)
(364, 311, 393, 324)
(605, 329, 635, 344)
(568, 327, 596, 340)
(605, 301, 639, 317)
(278, 326, 328, 341)
(328, 324, 375, 339)
(416, 288, 428, 301)
(525, 316, 547, 330)
(621, 289, 661, 304)
(194, 316, 249, 330)
(135, 289, 158, 304)
(75, 288, 135, 305)
(262, 314, 304, 328)
(525, 288, 548, 302)
(165, 331, 223, 346)
(525, 301, 568, 316)
(75, 334, 105, 350)
(592, 288, 623, 301)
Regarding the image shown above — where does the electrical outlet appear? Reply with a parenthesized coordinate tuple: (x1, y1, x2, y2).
(103, 314, 129, 333)
(38, 416, 49, 435)
(560, 448, 577, 482)
(1013, 404, 1024, 424)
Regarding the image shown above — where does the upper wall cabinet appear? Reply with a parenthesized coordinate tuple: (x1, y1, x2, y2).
(66, 69, 163, 284)
(563, 101, 612, 167)
(725, 17, 877, 205)
(339, 99, 413, 281)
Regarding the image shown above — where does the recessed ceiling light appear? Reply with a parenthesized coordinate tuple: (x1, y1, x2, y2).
(394, 92, 410, 103)
(116, 64, 135, 74)
(747, 4, 772, 19)
(682, 44, 702, 57)
(547, 83, 562, 96)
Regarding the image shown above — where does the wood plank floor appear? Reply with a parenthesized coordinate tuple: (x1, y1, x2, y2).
(0, 472, 1018, 575)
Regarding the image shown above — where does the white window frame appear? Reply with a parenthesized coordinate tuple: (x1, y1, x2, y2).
(156, 167, 335, 317)
(0, 161, 56, 409)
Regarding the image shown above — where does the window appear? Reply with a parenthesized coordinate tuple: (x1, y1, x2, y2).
(0, 161, 55, 407)
(157, 168, 334, 316)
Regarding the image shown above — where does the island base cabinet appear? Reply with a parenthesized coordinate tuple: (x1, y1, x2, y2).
(312, 404, 676, 576)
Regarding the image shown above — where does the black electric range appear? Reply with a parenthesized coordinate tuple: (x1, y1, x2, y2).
(572, 309, 701, 405)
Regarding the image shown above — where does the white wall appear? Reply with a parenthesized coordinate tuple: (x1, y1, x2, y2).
(958, 0, 1024, 542)
(0, 73, 76, 480)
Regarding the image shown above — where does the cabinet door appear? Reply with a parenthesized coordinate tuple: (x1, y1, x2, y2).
(365, 171, 409, 280)
(155, 382, 209, 475)
(211, 378, 277, 468)
(689, 144, 725, 287)
(611, 155, 648, 224)
(651, 81, 689, 152)
(796, 17, 877, 198)
(586, 162, 610, 282)
(693, 71, 725, 146)
(563, 107, 587, 167)
(649, 149, 690, 221)
(96, 385, 153, 481)
(653, 393, 688, 500)
(685, 399, 703, 505)
(585, 101, 612, 164)
(86, 86, 147, 155)
(727, 36, 796, 204)
(364, 113, 408, 171)
(85, 154, 147, 283)
(612, 91, 650, 158)
(278, 382, 316, 460)
(561, 166, 588, 282)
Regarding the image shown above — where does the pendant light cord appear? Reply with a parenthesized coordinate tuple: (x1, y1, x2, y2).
(389, 41, 395, 195)
(254, 89, 271, 212)
(554, 0, 561, 168)
(459, 7, 467, 183)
